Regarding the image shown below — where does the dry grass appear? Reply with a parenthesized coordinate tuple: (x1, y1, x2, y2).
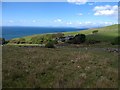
(2, 46, 118, 88)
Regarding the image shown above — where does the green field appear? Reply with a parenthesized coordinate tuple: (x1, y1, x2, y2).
(11, 24, 119, 43)
(2, 45, 118, 88)
(65, 24, 118, 42)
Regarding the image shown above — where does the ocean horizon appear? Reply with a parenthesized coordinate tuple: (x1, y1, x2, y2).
(2, 26, 88, 40)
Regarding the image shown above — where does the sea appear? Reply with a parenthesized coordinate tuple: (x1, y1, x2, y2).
(2, 26, 88, 40)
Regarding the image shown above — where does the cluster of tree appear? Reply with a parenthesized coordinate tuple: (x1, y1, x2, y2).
(67, 34, 86, 44)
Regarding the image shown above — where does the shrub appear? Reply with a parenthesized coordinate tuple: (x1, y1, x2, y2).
(111, 36, 120, 45)
(45, 41, 55, 48)
(52, 39, 58, 44)
(5, 40, 9, 44)
(92, 30, 98, 34)
(68, 34, 86, 44)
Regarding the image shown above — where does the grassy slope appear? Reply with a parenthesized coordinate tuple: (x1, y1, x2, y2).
(3, 24, 119, 88)
(64, 24, 118, 42)
(2, 46, 118, 88)
(64, 24, 118, 35)
(11, 24, 118, 42)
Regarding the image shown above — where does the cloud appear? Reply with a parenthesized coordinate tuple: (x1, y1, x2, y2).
(67, 0, 88, 5)
(19, 20, 26, 23)
(75, 21, 116, 27)
(78, 22, 82, 24)
(8, 20, 14, 23)
(32, 20, 36, 23)
(31, 20, 41, 23)
(93, 5, 118, 16)
(66, 21, 72, 25)
(85, 21, 92, 24)
(88, 3, 94, 5)
(77, 13, 83, 16)
(103, 21, 114, 25)
(54, 19, 62, 22)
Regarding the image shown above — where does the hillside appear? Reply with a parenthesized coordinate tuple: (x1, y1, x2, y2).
(64, 24, 118, 42)
(10, 24, 119, 43)
(2, 24, 119, 88)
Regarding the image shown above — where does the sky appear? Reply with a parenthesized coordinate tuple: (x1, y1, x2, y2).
(2, 1, 118, 28)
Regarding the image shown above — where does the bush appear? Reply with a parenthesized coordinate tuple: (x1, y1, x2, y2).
(52, 39, 58, 44)
(111, 36, 120, 45)
(67, 34, 86, 44)
(45, 41, 55, 48)
(92, 30, 98, 34)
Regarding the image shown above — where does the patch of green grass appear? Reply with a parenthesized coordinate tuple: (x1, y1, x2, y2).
(10, 24, 119, 44)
